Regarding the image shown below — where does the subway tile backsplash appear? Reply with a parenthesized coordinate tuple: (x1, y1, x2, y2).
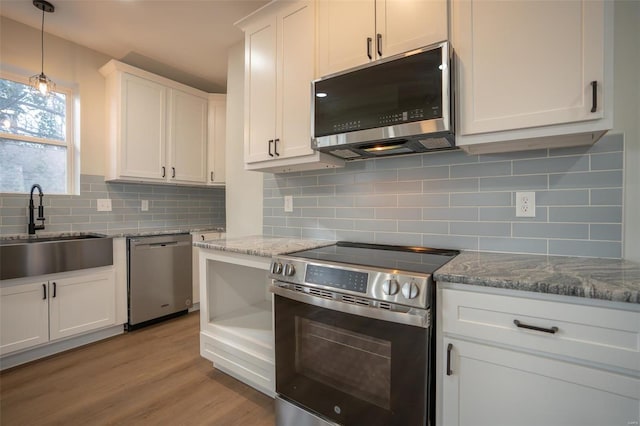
(263, 134, 624, 258)
(0, 175, 225, 235)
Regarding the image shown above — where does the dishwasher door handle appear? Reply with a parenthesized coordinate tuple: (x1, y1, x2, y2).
(148, 242, 178, 247)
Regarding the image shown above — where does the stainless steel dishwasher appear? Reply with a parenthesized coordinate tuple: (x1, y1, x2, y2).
(127, 234, 192, 329)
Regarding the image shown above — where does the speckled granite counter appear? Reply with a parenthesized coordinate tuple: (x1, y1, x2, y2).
(0, 227, 225, 241)
(434, 251, 640, 304)
(194, 235, 334, 258)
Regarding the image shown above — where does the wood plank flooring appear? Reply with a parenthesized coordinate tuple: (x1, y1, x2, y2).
(0, 312, 275, 425)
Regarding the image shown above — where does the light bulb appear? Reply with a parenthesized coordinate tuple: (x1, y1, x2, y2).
(38, 80, 49, 95)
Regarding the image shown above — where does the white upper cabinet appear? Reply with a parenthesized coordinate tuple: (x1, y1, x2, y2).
(168, 89, 208, 184)
(452, 0, 613, 154)
(100, 60, 210, 185)
(119, 73, 166, 181)
(238, 0, 344, 173)
(317, 0, 447, 76)
(207, 94, 226, 186)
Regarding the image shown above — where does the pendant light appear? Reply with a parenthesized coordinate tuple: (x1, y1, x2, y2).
(29, 0, 56, 96)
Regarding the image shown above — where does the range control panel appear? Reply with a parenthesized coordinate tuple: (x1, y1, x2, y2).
(269, 256, 432, 309)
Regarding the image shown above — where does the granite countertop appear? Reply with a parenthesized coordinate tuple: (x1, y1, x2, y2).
(194, 235, 334, 257)
(434, 251, 640, 304)
(0, 227, 225, 241)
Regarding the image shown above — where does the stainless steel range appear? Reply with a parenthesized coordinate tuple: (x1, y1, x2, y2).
(269, 242, 459, 426)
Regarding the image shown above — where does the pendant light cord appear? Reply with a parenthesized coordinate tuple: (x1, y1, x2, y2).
(40, 6, 45, 75)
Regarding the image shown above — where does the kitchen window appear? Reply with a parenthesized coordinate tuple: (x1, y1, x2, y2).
(0, 73, 77, 194)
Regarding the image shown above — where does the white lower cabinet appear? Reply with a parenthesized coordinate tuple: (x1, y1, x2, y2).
(0, 268, 116, 356)
(191, 231, 225, 306)
(438, 287, 640, 426)
(442, 338, 640, 426)
(0, 281, 49, 355)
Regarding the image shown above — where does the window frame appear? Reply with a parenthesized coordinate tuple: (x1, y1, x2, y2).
(0, 70, 79, 195)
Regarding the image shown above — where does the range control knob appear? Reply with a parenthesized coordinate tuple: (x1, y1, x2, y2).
(271, 262, 283, 274)
(401, 282, 420, 299)
(283, 263, 296, 276)
(382, 279, 399, 295)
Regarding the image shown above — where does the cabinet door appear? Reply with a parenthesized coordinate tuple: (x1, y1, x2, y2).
(169, 89, 208, 184)
(376, 0, 447, 58)
(244, 17, 277, 164)
(207, 95, 226, 185)
(49, 271, 116, 341)
(442, 338, 640, 426)
(0, 282, 49, 355)
(275, 0, 316, 160)
(120, 73, 166, 180)
(317, 0, 376, 76)
(453, 0, 605, 135)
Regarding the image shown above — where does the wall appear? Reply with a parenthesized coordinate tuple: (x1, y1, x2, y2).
(1, 17, 109, 176)
(0, 175, 225, 235)
(224, 42, 263, 238)
(264, 134, 623, 258)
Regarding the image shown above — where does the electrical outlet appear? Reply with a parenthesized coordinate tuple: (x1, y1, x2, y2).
(97, 199, 112, 212)
(284, 195, 293, 213)
(515, 192, 535, 217)
(141, 200, 149, 211)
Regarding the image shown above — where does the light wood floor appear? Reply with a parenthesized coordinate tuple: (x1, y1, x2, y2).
(0, 312, 275, 425)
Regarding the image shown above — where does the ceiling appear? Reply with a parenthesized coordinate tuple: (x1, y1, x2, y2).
(0, 0, 269, 93)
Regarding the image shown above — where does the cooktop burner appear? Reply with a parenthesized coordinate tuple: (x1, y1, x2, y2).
(286, 241, 459, 275)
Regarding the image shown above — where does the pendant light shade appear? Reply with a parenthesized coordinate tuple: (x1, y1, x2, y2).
(29, 0, 56, 96)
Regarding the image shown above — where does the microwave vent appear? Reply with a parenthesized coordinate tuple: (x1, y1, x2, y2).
(330, 149, 361, 159)
(418, 138, 452, 149)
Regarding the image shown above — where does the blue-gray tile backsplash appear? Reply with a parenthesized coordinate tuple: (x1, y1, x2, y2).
(0, 175, 225, 235)
(263, 134, 624, 258)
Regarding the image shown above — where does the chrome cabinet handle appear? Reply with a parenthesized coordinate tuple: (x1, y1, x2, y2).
(446, 343, 453, 376)
(514, 319, 558, 334)
(376, 33, 382, 56)
(366, 37, 372, 60)
(590, 81, 598, 113)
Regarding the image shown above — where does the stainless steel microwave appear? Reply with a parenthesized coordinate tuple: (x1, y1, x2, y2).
(312, 41, 455, 160)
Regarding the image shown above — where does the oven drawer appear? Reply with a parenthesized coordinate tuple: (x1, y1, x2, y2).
(441, 288, 640, 372)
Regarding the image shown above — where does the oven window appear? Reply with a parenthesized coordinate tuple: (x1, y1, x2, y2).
(295, 317, 391, 410)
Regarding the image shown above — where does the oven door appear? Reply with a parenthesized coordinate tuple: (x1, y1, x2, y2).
(274, 290, 430, 426)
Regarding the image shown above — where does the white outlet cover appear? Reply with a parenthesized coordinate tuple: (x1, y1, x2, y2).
(97, 198, 112, 212)
(515, 192, 535, 217)
(141, 200, 149, 211)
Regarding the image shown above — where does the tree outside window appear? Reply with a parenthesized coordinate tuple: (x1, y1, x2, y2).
(0, 76, 73, 194)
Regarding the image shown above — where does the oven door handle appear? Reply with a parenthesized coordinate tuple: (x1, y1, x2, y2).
(270, 284, 430, 328)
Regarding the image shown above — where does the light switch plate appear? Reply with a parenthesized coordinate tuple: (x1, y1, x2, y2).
(97, 199, 112, 212)
(284, 196, 293, 212)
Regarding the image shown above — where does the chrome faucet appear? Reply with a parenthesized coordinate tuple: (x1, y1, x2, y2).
(28, 184, 46, 235)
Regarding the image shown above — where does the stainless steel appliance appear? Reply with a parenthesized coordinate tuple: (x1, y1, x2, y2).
(312, 42, 455, 160)
(269, 242, 459, 426)
(127, 234, 192, 329)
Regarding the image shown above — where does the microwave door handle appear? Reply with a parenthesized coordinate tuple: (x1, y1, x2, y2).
(366, 37, 372, 60)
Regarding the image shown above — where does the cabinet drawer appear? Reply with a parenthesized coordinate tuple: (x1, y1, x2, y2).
(441, 289, 640, 372)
